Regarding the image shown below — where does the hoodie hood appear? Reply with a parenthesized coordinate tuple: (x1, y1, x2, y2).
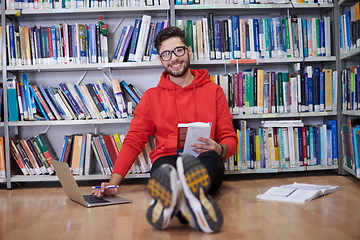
(157, 68, 211, 122)
(157, 69, 211, 90)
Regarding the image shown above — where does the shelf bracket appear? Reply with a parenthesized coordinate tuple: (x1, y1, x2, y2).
(76, 71, 88, 85)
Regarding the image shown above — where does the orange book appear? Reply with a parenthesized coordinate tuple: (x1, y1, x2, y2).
(0, 137, 5, 178)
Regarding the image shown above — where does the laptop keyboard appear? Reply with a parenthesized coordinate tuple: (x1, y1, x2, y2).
(83, 195, 111, 204)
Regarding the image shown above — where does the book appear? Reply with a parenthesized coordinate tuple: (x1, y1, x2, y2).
(257, 182, 340, 204)
(0, 137, 5, 178)
(7, 78, 19, 121)
(177, 122, 212, 157)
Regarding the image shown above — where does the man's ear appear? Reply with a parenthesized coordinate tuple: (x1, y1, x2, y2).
(188, 46, 193, 59)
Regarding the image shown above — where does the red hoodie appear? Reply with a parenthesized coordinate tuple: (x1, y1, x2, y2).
(112, 69, 238, 177)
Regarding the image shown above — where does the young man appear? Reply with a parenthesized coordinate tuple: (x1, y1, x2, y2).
(92, 26, 238, 233)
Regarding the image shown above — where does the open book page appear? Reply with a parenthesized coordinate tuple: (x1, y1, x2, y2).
(257, 182, 340, 204)
(179, 122, 212, 157)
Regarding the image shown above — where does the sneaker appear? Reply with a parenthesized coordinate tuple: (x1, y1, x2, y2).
(176, 154, 223, 233)
(146, 164, 180, 230)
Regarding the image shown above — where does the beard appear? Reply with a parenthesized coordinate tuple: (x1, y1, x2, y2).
(163, 56, 190, 78)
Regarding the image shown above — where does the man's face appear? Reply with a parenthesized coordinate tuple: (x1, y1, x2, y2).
(158, 37, 192, 78)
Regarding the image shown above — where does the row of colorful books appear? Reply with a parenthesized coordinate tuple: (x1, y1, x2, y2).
(7, 74, 142, 121)
(5, 0, 168, 10)
(341, 66, 360, 111)
(112, 17, 168, 63)
(6, 17, 109, 66)
(342, 119, 360, 178)
(5, 15, 167, 66)
(176, 0, 333, 4)
(339, 2, 360, 55)
(177, 14, 331, 61)
(212, 65, 337, 115)
(58, 133, 152, 176)
(10, 133, 57, 176)
(225, 119, 338, 171)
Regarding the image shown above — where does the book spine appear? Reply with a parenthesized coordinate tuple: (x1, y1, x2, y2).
(127, 19, 142, 62)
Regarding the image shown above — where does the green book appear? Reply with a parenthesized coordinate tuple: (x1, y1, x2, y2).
(284, 19, 291, 58)
(277, 72, 284, 113)
(35, 133, 58, 170)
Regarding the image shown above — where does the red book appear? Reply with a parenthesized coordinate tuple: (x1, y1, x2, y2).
(301, 126, 308, 166)
(103, 135, 118, 164)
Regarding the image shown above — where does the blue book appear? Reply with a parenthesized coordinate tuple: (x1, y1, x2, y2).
(319, 71, 325, 111)
(253, 19, 260, 58)
(79, 134, 87, 175)
(268, 18, 275, 58)
(274, 17, 283, 58)
(231, 16, 240, 59)
(313, 67, 320, 112)
(339, 15, 344, 52)
(38, 85, 62, 120)
(262, 19, 270, 59)
(119, 26, 135, 63)
(127, 19, 142, 62)
(71, 25, 78, 63)
(213, 20, 222, 60)
(34, 26, 42, 64)
(73, 84, 94, 119)
(101, 82, 122, 116)
(150, 22, 164, 60)
(175, 0, 182, 4)
(297, 127, 303, 167)
(313, 126, 319, 165)
(246, 129, 251, 169)
(29, 27, 36, 65)
(8, 25, 16, 66)
(352, 126, 360, 177)
(345, 11, 352, 51)
(98, 135, 114, 169)
(307, 66, 313, 112)
(30, 87, 49, 121)
(22, 74, 34, 120)
(46, 86, 67, 118)
(59, 82, 85, 120)
(112, 26, 128, 63)
(89, 24, 97, 63)
(7, 79, 19, 121)
(356, 67, 360, 110)
(324, 120, 338, 165)
(59, 135, 69, 162)
(51, 26, 58, 63)
(301, 18, 308, 57)
(120, 80, 140, 104)
(320, 18, 326, 57)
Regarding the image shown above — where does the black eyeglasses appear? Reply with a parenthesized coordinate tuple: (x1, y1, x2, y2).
(159, 46, 188, 61)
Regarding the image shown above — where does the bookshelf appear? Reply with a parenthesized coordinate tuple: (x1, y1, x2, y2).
(339, 0, 360, 179)
(0, 0, 345, 188)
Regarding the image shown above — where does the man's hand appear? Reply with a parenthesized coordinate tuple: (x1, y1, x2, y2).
(91, 182, 119, 197)
(191, 137, 222, 156)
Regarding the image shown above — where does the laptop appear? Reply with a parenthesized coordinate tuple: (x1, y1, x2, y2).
(52, 160, 131, 207)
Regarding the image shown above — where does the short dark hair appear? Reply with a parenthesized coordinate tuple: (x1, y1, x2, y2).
(154, 26, 188, 54)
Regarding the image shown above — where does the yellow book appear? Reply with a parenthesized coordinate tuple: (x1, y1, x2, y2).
(24, 27, 31, 65)
(236, 129, 241, 171)
(324, 68, 333, 111)
(257, 69, 264, 114)
(71, 135, 83, 175)
(112, 133, 123, 152)
(196, 20, 204, 60)
(0, 26, 2, 67)
(255, 133, 261, 169)
(297, 0, 305, 3)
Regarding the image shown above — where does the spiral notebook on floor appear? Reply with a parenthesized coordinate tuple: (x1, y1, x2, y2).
(52, 160, 131, 207)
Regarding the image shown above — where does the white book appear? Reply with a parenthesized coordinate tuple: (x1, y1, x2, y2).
(290, 77, 298, 113)
(324, 16, 331, 57)
(248, 19, 255, 59)
(84, 133, 93, 175)
(78, 83, 102, 119)
(192, 24, 198, 61)
(298, 17, 304, 58)
(282, 128, 290, 168)
(202, 18, 210, 60)
(178, 122, 212, 157)
(260, 120, 303, 128)
(134, 15, 151, 62)
(287, 126, 296, 167)
(53, 90, 74, 120)
(257, 182, 340, 203)
(66, 83, 92, 119)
